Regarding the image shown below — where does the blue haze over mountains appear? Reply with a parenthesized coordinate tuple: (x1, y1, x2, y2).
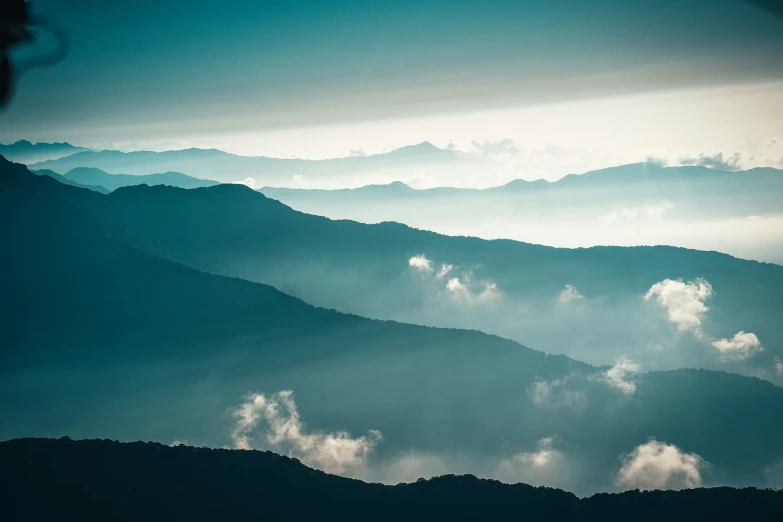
(2, 150, 783, 494)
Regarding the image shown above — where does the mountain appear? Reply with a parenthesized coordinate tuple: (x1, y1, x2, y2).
(1, 438, 782, 522)
(0, 140, 92, 164)
(62, 167, 220, 191)
(38, 163, 783, 379)
(28, 142, 477, 187)
(3, 156, 783, 494)
(259, 163, 783, 264)
(32, 168, 110, 194)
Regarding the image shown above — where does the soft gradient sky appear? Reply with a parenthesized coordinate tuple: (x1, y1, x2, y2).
(3, 0, 783, 176)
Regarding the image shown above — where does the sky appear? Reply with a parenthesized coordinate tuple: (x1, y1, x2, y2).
(2, 0, 783, 178)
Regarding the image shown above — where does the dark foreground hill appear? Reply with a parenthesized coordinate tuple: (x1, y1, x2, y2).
(1, 438, 781, 522)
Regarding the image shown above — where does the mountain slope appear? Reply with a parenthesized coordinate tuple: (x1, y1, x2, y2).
(63, 167, 220, 191)
(1, 438, 782, 522)
(2, 157, 783, 493)
(41, 168, 783, 378)
(32, 168, 110, 194)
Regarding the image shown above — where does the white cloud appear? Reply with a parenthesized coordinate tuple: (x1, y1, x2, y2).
(230, 177, 256, 189)
(408, 254, 433, 272)
(644, 278, 713, 337)
(496, 437, 567, 486)
(446, 277, 466, 293)
(436, 263, 454, 279)
(349, 149, 366, 157)
(775, 357, 783, 377)
(231, 390, 382, 476)
(471, 138, 520, 157)
(606, 201, 673, 223)
(599, 358, 641, 395)
(527, 375, 586, 409)
(409, 254, 500, 303)
(171, 440, 189, 447)
(616, 440, 707, 491)
(679, 151, 743, 171)
(711, 331, 763, 361)
(557, 284, 584, 304)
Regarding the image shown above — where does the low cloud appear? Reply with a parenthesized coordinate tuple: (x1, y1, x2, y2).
(349, 149, 366, 157)
(645, 278, 713, 337)
(711, 331, 763, 361)
(616, 440, 707, 491)
(230, 177, 256, 189)
(775, 356, 783, 377)
(645, 155, 668, 167)
(679, 152, 743, 171)
(496, 437, 567, 486)
(471, 138, 520, 157)
(598, 358, 641, 395)
(605, 201, 673, 223)
(408, 254, 433, 272)
(557, 284, 585, 304)
(409, 254, 500, 304)
(528, 375, 587, 409)
(231, 390, 382, 476)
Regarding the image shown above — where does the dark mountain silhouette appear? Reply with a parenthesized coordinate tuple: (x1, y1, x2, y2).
(62, 167, 219, 191)
(1, 438, 782, 522)
(2, 156, 783, 493)
(28, 141, 473, 185)
(35, 159, 783, 376)
(0, 140, 92, 163)
(32, 168, 109, 194)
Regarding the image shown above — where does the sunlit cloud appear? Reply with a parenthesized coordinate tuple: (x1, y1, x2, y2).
(616, 440, 707, 491)
(557, 284, 585, 304)
(230, 177, 256, 189)
(598, 358, 641, 395)
(644, 278, 713, 337)
(496, 437, 568, 487)
(408, 254, 434, 272)
(711, 331, 763, 361)
(231, 390, 382, 476)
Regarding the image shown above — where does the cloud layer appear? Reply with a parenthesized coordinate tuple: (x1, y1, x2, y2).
(408, 254, 499, 303)
(616, 440, 707, 491)
(232, 390, 382, 475)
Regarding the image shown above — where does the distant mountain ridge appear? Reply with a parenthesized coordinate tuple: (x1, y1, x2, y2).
(0, 140, 93, 164)
(1, 438, 782, 522)
(28, 141, 474, 186)
(61, 167, 220, 191)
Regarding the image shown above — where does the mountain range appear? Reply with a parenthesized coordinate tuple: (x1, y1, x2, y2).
(35, 167, 220, 192)
(259, 162, 783, 264)
(0, 140, 93, 164)
(28, 158, 783, 379)
(29, 141, 475, 187)
(2, 438, 782, 522)
(2, 154, 783, 494)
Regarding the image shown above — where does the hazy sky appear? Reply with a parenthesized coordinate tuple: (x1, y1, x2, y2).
(3, 0, 783, 175)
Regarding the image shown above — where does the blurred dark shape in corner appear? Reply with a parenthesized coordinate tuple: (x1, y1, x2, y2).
(744, 0, 783, 18)
(1, 0, 69, 110)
